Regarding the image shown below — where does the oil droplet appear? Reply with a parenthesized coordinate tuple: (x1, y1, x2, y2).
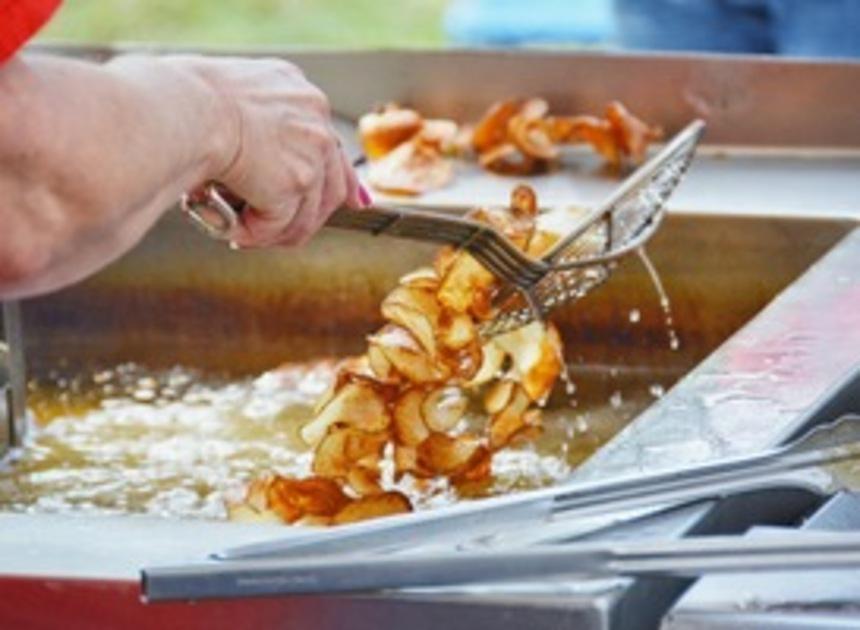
(609, 390, 623, 409)
(637, 247, 681, 352)
(649, 383, 665, 398)
(628, 309, 641, 324)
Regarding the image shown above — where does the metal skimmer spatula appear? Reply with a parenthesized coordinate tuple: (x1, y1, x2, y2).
(182, 120, 706, 335)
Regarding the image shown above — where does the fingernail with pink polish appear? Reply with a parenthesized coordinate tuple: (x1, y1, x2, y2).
(359, 184, 373, 208)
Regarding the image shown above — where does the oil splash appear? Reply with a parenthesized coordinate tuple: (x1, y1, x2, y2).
(637, 247, 681, 351)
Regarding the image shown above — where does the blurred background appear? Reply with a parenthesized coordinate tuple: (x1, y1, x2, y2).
(39, 0, 860, 58)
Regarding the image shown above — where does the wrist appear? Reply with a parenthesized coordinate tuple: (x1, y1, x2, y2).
(172, 57, 243, 182)
(105, 54, 241, 186)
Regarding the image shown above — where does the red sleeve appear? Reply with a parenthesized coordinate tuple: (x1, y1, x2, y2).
(0, 0, 62, 63)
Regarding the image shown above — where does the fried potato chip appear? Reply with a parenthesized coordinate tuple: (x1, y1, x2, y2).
(510, 184, 539, 220)
(367, 343, 395, 380)
(346, 465, 383, 496)
(437, 309, 476, 351)
(332, 491, 413, 525)
(509, 110, 558, 161)
(312, 428, 388, 482)
(437, 253, 497, 319)
(417, 433, 487, 476)
(393, 443, 431, 479)
(484, 379, 515, 415)
(367, 139, 454, 196)
(266, 476, 351, 523)
(382, 303, 437, 356)
(423, 386, 468, 432)
(452, 443, 492, 484)
(369, 325, 450, 383)
(399, 267, 440, 291)
(472, 99, 521, 153)
(393, 388, 431, 446)
(466, 341, 506, 388)
(359, 104, 423, 160)
(420, 119, 460, 155)
(382, 285, 442, 355)
(605, 100, 663, 164)
(478, 142, 543, 175)
(493, 321, 563, 404)
(301, 380, 391, 447)
(489, 383, 535, 449)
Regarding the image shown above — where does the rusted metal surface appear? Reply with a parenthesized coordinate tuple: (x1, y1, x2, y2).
(21, 213, 849, 375)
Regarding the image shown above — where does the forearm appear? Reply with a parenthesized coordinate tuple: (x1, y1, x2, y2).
(0, 53, 234, 298)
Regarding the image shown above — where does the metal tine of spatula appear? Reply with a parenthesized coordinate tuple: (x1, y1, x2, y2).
(144, 530, 860, 601)
(214, 414, 860, 562)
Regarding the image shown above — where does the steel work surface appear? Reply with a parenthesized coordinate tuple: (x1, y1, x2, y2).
(3, 46, 860, 630)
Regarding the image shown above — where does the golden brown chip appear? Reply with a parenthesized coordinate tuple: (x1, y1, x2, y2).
(382, 303, 437, 356)
(420, 119, 460, 155)
(312, 430, 351, 479)
(422, 386, 468, 432)
(392, 388, 431, 446)
(605, 100, 663, 164)
(510, 184, 539, 220)
(393, 443, 432, 479)
(300, 380, 391, 447)
(488, 383, 535, 449)
(367, 343, 395, 380)
(508, 113, 558, 161)
(312, 428, 388, 482)
(332, 492, 413, 525)
(359, 104, 423, 160)
(478, 142, 543, 175)
(266, 476, 351, 523)
(472, 99, 521, 153)
(367, 139, 454, 196)
(493, 321, 563, 404)
(548, 114, 621, 166)
(417, 433, 487, 476)
(484, 379, 515, 415)
(452, 443, 492, 484)
(466, 341, 506, 388)
(369, 325, 450, 383)
(399, 267, 440, 291)
(437, 253, 498, 320)
(346, 465, 383, 496)
(437, 309, 476, 351)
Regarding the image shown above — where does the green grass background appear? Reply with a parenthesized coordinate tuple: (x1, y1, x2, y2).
(39, 0, 450, 48)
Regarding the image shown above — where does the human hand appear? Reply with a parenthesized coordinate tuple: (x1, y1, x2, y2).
(178, 56, 369, 247)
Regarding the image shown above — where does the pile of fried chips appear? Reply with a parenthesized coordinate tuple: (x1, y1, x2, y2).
(229, 185, 566, 526)
(360, 99, 662, 195)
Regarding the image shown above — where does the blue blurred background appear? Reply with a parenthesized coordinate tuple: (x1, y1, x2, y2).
(40, 0, 860, 59)
(447, 0, 860, 58)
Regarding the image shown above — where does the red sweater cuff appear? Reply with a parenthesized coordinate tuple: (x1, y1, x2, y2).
(0, 0, 62, 63)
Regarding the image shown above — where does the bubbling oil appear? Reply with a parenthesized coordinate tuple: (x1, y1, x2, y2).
(0, 361, 660, 521)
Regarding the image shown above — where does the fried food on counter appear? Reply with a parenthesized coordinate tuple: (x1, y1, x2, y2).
(475, 98, 662, 173)
(358, 99, 663, 194)
(229, 185, 566, 526)
(360, 103, 465, 196)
